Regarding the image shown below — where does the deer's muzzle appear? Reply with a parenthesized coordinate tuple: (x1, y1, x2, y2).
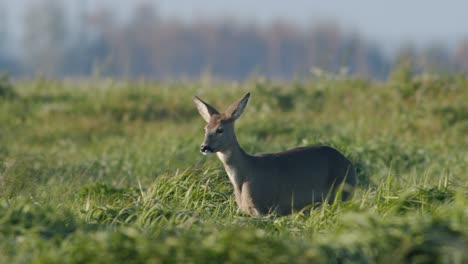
(200, 144, 214, 155)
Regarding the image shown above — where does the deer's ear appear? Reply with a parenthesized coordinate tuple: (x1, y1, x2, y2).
(193, 96, 219, 123)
(225, 92, 250, 121)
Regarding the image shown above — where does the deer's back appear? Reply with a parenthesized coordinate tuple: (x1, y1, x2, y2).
(245, 145, 355, 215)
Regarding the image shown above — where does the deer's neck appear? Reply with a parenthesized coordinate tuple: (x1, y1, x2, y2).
(216, 136, 250, 190)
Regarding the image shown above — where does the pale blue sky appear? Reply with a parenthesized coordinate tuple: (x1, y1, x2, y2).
(3, 0, 468, 52)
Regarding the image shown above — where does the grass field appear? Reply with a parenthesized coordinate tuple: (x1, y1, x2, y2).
(0, 73, 467, 263)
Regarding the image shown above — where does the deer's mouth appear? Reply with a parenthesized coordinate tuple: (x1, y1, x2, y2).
(200, 145, 214, 155)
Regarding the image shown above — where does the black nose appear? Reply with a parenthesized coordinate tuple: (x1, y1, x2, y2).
(200, 144, 213, 153)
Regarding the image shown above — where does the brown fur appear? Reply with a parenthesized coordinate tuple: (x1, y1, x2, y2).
(194, 92, 356, 216)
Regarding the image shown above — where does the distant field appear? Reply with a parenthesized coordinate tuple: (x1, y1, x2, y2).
(0, 74, 467, 263)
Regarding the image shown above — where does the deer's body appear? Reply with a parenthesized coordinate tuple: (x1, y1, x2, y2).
(194, 92, 355, 216)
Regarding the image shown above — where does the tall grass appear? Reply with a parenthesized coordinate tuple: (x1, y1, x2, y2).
(0, 75, 467, 263)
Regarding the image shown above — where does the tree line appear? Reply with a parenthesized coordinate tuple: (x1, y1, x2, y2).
(1, 1, 467, 79)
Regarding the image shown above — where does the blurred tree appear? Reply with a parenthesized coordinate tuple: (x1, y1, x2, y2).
(0, 1, 8, 69)
(209, 22, 266, 79)
(264, 21, 301, 77)
(308, 23, 342, 73)
(420, 44, 452, 73)
(454, 39, 468, 73)
(23, 0, 67, 76)
(393, 45, 420, 72)
(125, 2, 160, 76)
(85, 7, 117, 76)
(341, 35, 389, 78)
(0, 2, 20, 75)
(389, 45, 419, 82)
(0, 2, 6, 50)
(60, 3, 114, 76)
(1, 1, 455, 79)
(340, 34, 366, 75)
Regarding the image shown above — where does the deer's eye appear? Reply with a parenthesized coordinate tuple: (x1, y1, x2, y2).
(215, 127, 224, 134)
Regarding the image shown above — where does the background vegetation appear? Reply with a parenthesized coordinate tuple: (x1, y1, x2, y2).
(1, 1, 468, 79)
(0, 73, 467, 263)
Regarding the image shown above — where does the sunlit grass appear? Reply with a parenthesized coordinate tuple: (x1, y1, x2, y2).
(0, 75, 467, 263)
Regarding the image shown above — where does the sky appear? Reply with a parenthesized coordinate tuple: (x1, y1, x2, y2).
(2, 0, 468, 53)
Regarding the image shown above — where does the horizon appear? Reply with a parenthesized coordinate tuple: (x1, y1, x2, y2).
(1, 0, 468, 78)
(2, 0, 468, 53)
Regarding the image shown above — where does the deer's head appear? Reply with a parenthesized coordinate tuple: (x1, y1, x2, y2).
(193, 92, 250, 154)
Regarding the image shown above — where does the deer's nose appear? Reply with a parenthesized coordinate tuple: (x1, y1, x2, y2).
(200, 144, 214, 154)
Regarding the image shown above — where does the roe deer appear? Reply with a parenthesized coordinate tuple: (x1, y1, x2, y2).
(193, 92, 356, 216)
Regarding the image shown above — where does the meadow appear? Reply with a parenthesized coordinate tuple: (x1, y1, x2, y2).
(0, 72, 467, 263)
